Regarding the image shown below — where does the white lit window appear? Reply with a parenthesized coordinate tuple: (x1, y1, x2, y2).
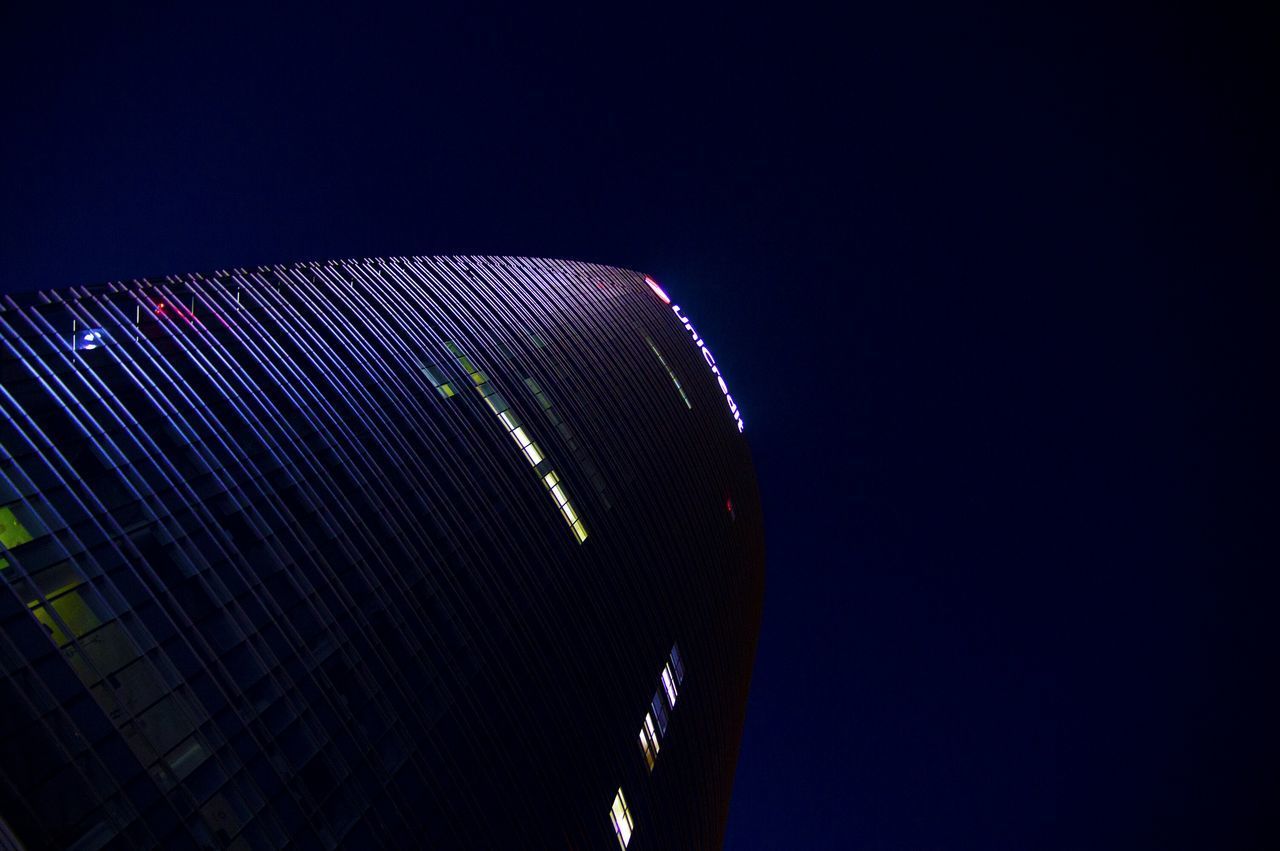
(521, 441, 545, 466)
(662, 663, 678, 708)
(610, 788, 634, 848)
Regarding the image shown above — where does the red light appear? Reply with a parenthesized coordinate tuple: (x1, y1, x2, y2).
(645, 276, 671, 304)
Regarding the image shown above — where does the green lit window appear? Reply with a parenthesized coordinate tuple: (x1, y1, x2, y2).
(29, 582, 106, 646)
(419, 362, 456, 398)
(0, 505, 36, 569)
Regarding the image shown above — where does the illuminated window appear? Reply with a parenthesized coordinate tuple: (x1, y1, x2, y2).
(610, 788, 634, 849)
(29, 583, 106, 647)
(670, 643, 685, 684)
(447, 342, 588, 543)
(444, 340, 487, 385)
(645, 336, 692, 409)
(0, 505, 35, 570)
(638, 712, 660, 771)
(523, 377, 611, 508)
(651, 689, 668, 736)
(418, 362, 456, 398)
(661, 663, 678, 708)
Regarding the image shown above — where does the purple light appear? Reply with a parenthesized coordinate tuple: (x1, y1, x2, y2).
(645, 276, 672, 304)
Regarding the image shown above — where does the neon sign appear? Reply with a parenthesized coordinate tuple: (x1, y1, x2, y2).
(644, 275, 744, 432)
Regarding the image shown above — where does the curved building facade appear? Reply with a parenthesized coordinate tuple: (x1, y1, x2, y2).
(0, 256, 764, 850)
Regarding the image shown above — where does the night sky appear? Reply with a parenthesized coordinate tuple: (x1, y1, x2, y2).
(2, 4, 1275, 848)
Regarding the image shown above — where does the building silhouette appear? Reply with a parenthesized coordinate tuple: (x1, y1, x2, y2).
(0, 256, 764, 849)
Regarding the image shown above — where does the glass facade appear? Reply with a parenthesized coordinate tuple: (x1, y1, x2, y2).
(0, 255, 764, 849)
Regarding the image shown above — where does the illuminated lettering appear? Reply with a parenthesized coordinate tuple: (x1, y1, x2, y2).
(670, 303, 744, 433)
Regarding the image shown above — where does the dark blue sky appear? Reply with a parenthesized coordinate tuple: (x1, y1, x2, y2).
(2, 3, 1275, 848)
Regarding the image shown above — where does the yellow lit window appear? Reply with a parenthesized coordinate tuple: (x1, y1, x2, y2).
(638, 712, 661, 770)
(638, 732, 655, 770)
(610, 788, 634, 848)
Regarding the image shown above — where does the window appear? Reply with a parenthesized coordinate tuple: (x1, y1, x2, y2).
(661, 663, 678, 709)
(645, 336, 692, 409)
(523, 377, 611, 509)
(610, 788, 634, 849)
(0, 505, 35, 569)
(638, 712, 660, 771)
(447, 342, 588, 543)
(669, 643, 685, 684)
(651, 689, 667, 736)
(418, 362, 456, 398)
(444, 340, 487, 386)
(29, 583, 104, 647)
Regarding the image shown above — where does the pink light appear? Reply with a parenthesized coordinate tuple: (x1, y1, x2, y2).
(645, 276, 671, 304)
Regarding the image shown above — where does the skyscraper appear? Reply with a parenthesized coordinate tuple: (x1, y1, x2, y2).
(0, 256, 764, 849)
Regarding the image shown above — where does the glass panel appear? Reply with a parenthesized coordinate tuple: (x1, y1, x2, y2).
(610, 788, 633, 848)
(651, 691, 667, 735)
(662, 664, 678, 708)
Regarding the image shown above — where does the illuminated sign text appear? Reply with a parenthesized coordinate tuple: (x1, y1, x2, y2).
(671, 304, 744, 433)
